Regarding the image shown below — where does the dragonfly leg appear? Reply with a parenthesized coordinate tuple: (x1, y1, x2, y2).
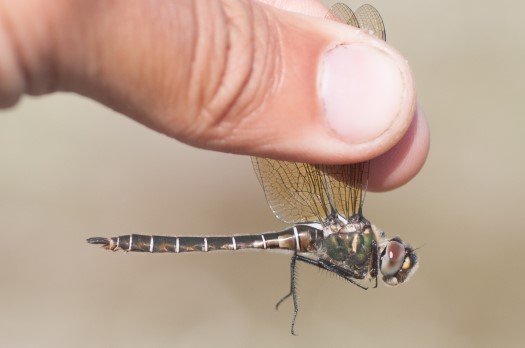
(371, 239, 379, 288)
(296, 254, 369, 290)
(274, 292, 292, 311)
(276, 251, 372, 335)
(275, 252, 300, 336)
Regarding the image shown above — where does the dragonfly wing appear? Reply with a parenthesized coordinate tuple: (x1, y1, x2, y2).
(327, 3, 386, 42)
(315, 161, 369, 220)
(252, 158, 330, 224)
(355, 4, 386, 41)
(252, 158, 368, 223)
(326, 3, 359, 27)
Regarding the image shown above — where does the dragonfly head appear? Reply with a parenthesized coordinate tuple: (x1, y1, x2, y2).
(379, 237, 419, 286)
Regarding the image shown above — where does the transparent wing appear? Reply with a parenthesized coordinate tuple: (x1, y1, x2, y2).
(252, 158, 368, 224)
(326, 3, 386, 41)
(355, 4, 386, 41)
(326, 3, 359, 27)
(316, 161, 369, 220)
(252, 159, 330, 224)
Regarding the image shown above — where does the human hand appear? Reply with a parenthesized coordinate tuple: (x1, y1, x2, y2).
(0, 0, 429, 191)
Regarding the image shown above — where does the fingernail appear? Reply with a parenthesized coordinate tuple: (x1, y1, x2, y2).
(321, 44, 404, 143)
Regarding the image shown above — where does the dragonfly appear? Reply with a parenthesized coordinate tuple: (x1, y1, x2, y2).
(87, 3, 418, 335)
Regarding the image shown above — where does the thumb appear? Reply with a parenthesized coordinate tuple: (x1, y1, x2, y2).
(1, 0, 418, 166)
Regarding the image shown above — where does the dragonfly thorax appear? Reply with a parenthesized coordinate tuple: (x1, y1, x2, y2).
(324, 227, 375, 267)
(317, 214, 378, 279)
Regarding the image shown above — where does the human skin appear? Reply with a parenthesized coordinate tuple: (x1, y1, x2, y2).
(0, 0, 429, 191)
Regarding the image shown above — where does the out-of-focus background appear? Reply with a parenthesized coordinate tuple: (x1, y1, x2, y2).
(1, 0, 524, 347)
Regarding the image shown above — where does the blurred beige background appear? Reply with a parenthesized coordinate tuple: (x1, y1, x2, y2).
(1, 0, 524, 347)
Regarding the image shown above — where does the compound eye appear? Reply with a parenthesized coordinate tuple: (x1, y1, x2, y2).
(380, 240, 406, 276)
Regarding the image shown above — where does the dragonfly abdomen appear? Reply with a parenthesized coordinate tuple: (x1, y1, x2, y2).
(87, 225, 321, 253)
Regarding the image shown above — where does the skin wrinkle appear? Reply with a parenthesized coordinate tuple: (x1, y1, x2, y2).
(207, 0, 255, 129)
(188, 0, 280, 148)
(153, 2, 183, 119)
(182, 0, 201, 133)
(201, 1, 227, 129)
(251, 8, 288, 148)
(203, 0, 253, 129)
(174, 0, 249, 141)
(158, 1, 198, 130)
(245, 12, 322, 155)
(248, 21, 282, 146)
(212, 3, 281, 147)
(195, 0, 211, 124)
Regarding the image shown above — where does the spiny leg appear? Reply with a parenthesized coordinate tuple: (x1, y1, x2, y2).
(275, 252, 296, 310)
(275, 252, 300, 335)
(371, 239, 379, 288)
(297, 255, 369, 290)
(275, 252, 371, 335)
